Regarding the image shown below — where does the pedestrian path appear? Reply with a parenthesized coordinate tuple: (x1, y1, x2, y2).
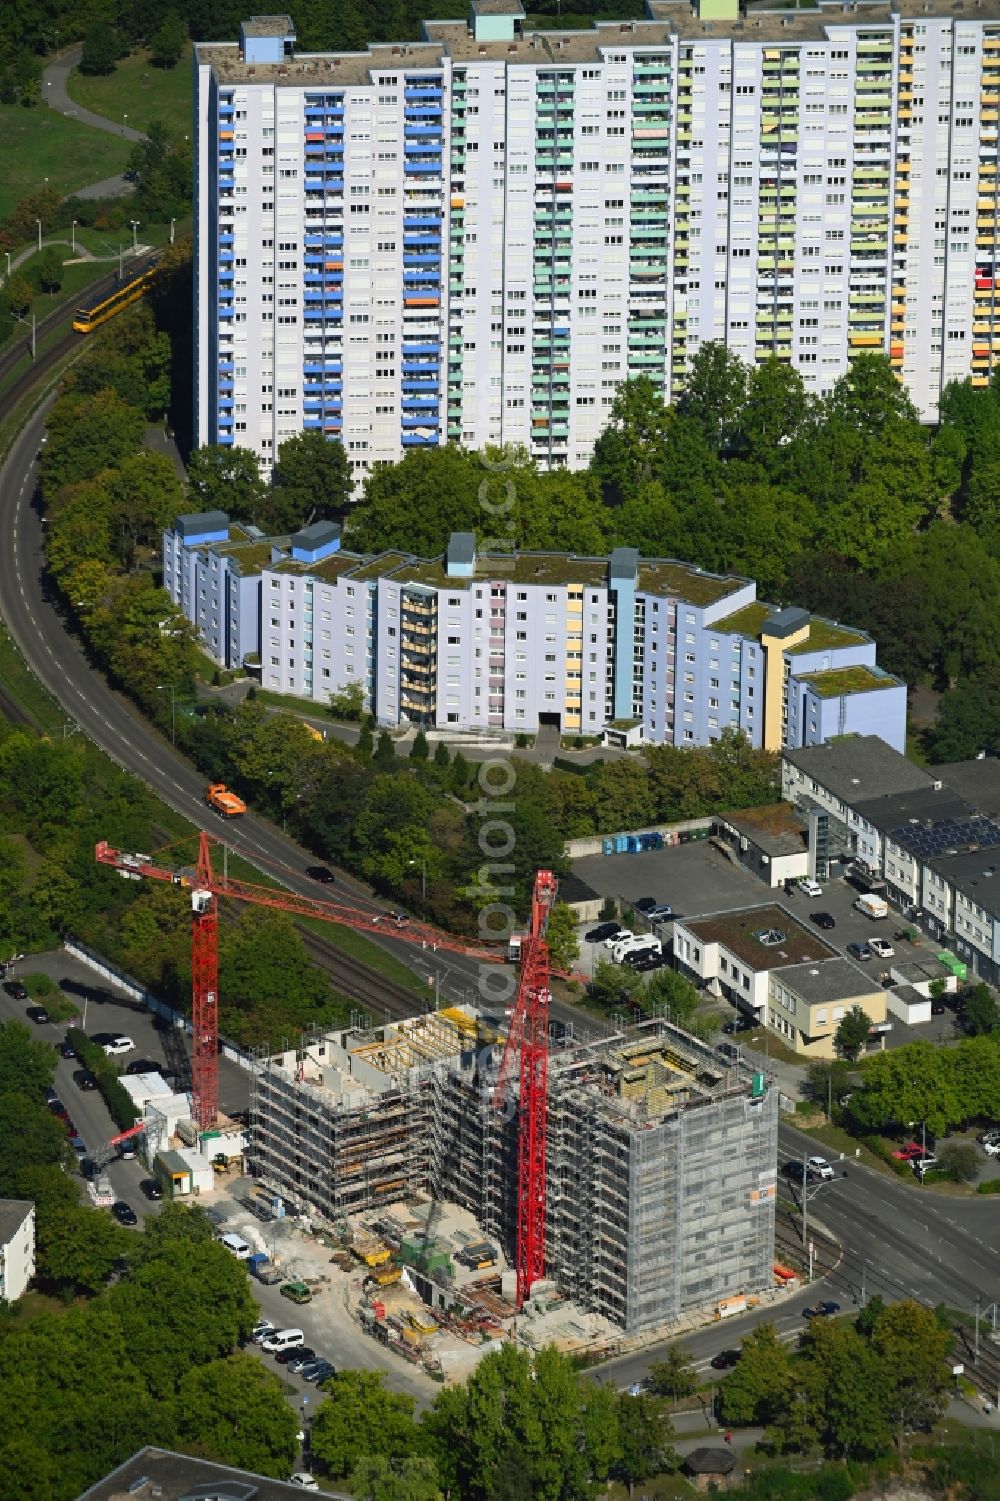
(42, 47, 148, 144)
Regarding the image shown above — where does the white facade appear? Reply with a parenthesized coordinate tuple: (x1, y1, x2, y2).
(0, 1201, 35, 1303)
(195, 2, 1000, 483)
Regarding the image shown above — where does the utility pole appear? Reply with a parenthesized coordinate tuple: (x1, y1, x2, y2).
(36, 218, 42, 251)
(976, 1296, 981, 1366)
(802, 1148, 809, 1252)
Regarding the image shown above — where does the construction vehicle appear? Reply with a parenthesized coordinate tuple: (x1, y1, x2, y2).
(352, 1231, 393, 1267)
(95, 832, 503, 1127)
(205, 784, 247, 818)
(248, 1252, 283, 1285)
(366, 1263, 402, 1288)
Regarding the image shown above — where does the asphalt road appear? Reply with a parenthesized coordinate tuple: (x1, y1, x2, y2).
(43, 47, 147, 144)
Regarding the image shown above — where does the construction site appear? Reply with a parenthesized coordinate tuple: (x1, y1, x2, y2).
(248, 1006, 779, 1337)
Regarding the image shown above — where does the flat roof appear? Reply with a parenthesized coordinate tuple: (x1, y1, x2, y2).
(243, 14, 295, 36)
(856, 786, 973, 839)
(0, 1198, 33, 1243)
(77, 1446, 317, 1500)
(785, 618, 868, 655)
(719, 802, 807, 857)
(797, 666, 898, 698)
(930, 758, 1000, 819)
(271, 550, 363, 583)
(927, 843, 1000, 911)
(888, 812, 1000, 863)
(776, 956, 882, 1006)
(682, 904, 837, 972)
(636, 559, 745, 606)
(782, 736, 934, 804)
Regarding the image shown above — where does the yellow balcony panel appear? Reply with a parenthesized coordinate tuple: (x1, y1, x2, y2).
(850, 333, 883, 347)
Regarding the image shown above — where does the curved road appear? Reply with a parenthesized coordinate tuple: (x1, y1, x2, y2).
(43, 46, 148, 143)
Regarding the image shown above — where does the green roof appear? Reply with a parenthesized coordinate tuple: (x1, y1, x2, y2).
(224, 542, 283, 575)
(786, 618, 867, 654)
(349, 551, 411, 581)
(272, 551, 365, 583)
(798, 666, 896, 698)
(714, 601, 773, 638)
(636, 560, 744, 606)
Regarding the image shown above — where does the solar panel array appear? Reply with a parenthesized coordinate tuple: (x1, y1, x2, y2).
(890, 815, 1000, 860)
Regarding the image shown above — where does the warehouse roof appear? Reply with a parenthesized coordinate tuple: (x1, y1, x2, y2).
(783, 736, 934, 804)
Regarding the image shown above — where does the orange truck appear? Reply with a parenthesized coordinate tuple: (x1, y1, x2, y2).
(205, 783, 247, 818)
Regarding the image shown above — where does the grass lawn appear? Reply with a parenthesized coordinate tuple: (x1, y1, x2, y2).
(298, 914, 430, 996)
(0, 103, 129, 221)
(0, 622, 67, 733)
(66, 45, 194, 139)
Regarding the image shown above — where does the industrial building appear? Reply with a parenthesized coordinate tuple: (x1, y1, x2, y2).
(248, 1006, 778, 1334)
(163, 514, 906, 750)
(197, 0, 1000, 482)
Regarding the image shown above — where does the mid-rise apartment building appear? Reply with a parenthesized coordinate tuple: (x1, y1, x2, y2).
(195, 0, 1000, 480)
(0, 1200, 35, 1303)
(164, 514, 906, 749)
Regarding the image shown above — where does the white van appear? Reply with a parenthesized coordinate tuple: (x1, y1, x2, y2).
(262, 1328, 304, 1353)
(218, 1232, 252, 1261)
(854, 893, 889, 920)
(612, 934, 662, 964)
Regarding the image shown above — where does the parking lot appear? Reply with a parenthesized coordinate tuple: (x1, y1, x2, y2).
(0, 946, 251, 1223)
(571, 842, 964, 1050)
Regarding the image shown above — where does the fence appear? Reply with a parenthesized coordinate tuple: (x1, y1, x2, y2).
(62, 936, 256, 1075)
(565, 819, 712, 860)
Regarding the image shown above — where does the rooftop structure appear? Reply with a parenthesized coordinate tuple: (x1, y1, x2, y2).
(249, 1009, 777, 1334)
(680, 904, 837, 974)
(929, 759, 1000, 819)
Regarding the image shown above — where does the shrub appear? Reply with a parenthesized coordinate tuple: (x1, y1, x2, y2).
(976, 1179, 1000, 1194)
(23, 972, 56, 998)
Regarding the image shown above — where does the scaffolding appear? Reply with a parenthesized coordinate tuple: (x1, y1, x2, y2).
(247, 1010, 777, 1334)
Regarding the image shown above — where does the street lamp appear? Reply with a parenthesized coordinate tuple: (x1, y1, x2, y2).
(408, 855, 427, 902)
(130, 219, 140, 253)
(123, 113, 128, 136)
(4, 252, 10, 280)
(169, 217, 176, 245)
(71, 219, 77, 253)
(36, 218, 42, 251)
(13, 311, 36, 361)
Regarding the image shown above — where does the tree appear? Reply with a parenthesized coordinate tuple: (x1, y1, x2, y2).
(0, 1019, 55, 1103)
(451, 749, 470, 795)
(272, 430, 352, 530)
(80, 25, 122, 74)
(311, 1370, 418, 1479)
(648, 1344, 697, 1402)
(350, 1456, 443, 1501)
(150, 13, 186, 67)
(349, 445, 484, 555)
(176, 1355, 299, 1476)
(126, 119, 192, 220)
(869, 1300, 952, 1446)
(588, 957, 644, 1013)
(433, 739, 451, 769)
(717, 1323, 793, 1428)
(545, 901, 580, 974)
(410, 729, 429, 761)
(927, 669, 1000, 763)
(936, 1140, 981, 1183)
(36, 247, 63, 294)
(43, 388, 146, 499)
(960, 983, 1000, 1036)
(676, 342, 749, 455)
(616, 1395, 675, 1494)
(6, 273, 32, 319)
(29, 1175, 128, 1295)
(836, 1005, 873, 1062)
(186, 444, 265, 524)
(0, 1094, 67, 1196)
(591, 376, 672, 505)
(329, 681, 365, 721)
(373, 730, 396, 769)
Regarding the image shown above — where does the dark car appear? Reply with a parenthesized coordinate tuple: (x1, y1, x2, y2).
(632, 898, 659, 914)
(306, 865, 336, 884)
(46, 1097, 66, 1116)
(125, 1059, 161, 1076)
(710, 1349, 741, 1371)
(3, 981, 28, 1000)
(58, 1039, 76, 1059)
(846, 941, 873, 962)
(717, 1041, 740, 1061)
(73, 1068, 98, 1091)
(722, 1018, 749, 1034)
(632, 955, 666, 973)
(810, 911, 836, 930)
(301, 1360, 336, 1384)
(803, 1301, 841, 1319)
(931, 999, 947, 1015)
(782, 1160, 807, 1183)
(26, 1006, 50, 1025)
(89, 1032, 116, 1048)
(111, 1201, 138, 1227)
(68, 1136, 87, 1158)
(139, 1179, 164, 1201)
(585, 921, 623, 943)
(279, 1346, 317, 1368)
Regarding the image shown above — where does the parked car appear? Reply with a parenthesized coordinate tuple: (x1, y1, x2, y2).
(603, 928, 632, 950)
(125, 1058, 161, 1076)
(301, 1359, 336, 1384)
(981, 1136, 1000, 1158)
(306, 865, 335, 884)
(710, 1349, 741, 1371)
(646, 904, 675, 922)
(281, 1281, 313, 1305)
(798, 878, 823, 898)
(111, 1201, 138, 1227)
(912, 1155, 939, 1175)
(279, 1346, 317, 1368)
(632, 898, 659, 914)
(3, 981, 28, 1000)
(288, 1476, 320, 1492)
(631, 954, 666, 973)
(782, 1160, 807, 1183)
(846, 941, 873, 962)
(118, 1139, 137, 1160)
(73, 1069, 98, 1091)
(931, 999, 947, 1015)
(585, 921, 622, 943)
(869, 937, 895, 959)
(68, 1136, 87, 1158)
(262, 1329, 305, 1354)
(722, 1017, 750, 1034)
(102, 1035, 135, 1056)
(810, 911, 836, 930)
(807, 1156, 834, 1181)
(803, 1301, 841, 1319)
(140, 1178, 164, 1200)
(891, 1141, 934, 1162)
(58, 1039, 76, 1059)
(26, 1006, 50, 1025)
(251, 1320, 277, 1344)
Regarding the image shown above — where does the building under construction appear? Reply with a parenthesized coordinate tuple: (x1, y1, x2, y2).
(249, 1007, 778, 1334)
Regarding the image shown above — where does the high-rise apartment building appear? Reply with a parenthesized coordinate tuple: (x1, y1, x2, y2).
(195, 1, 1000, 479)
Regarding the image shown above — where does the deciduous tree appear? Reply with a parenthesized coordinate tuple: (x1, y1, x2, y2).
(311, 1370, 418, 1479)
(836, 1005, 873, 1062)
(176, 1355, 299, 1476)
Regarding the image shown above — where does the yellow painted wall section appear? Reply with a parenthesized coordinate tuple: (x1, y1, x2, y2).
(760, 625, 809, 752)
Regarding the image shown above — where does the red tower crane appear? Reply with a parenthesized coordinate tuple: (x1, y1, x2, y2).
(494, 869, 557, 1309)
(95, 832, 502, 1129)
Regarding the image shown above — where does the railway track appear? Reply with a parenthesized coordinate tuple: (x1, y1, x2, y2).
(300, 927, 429, 1021)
